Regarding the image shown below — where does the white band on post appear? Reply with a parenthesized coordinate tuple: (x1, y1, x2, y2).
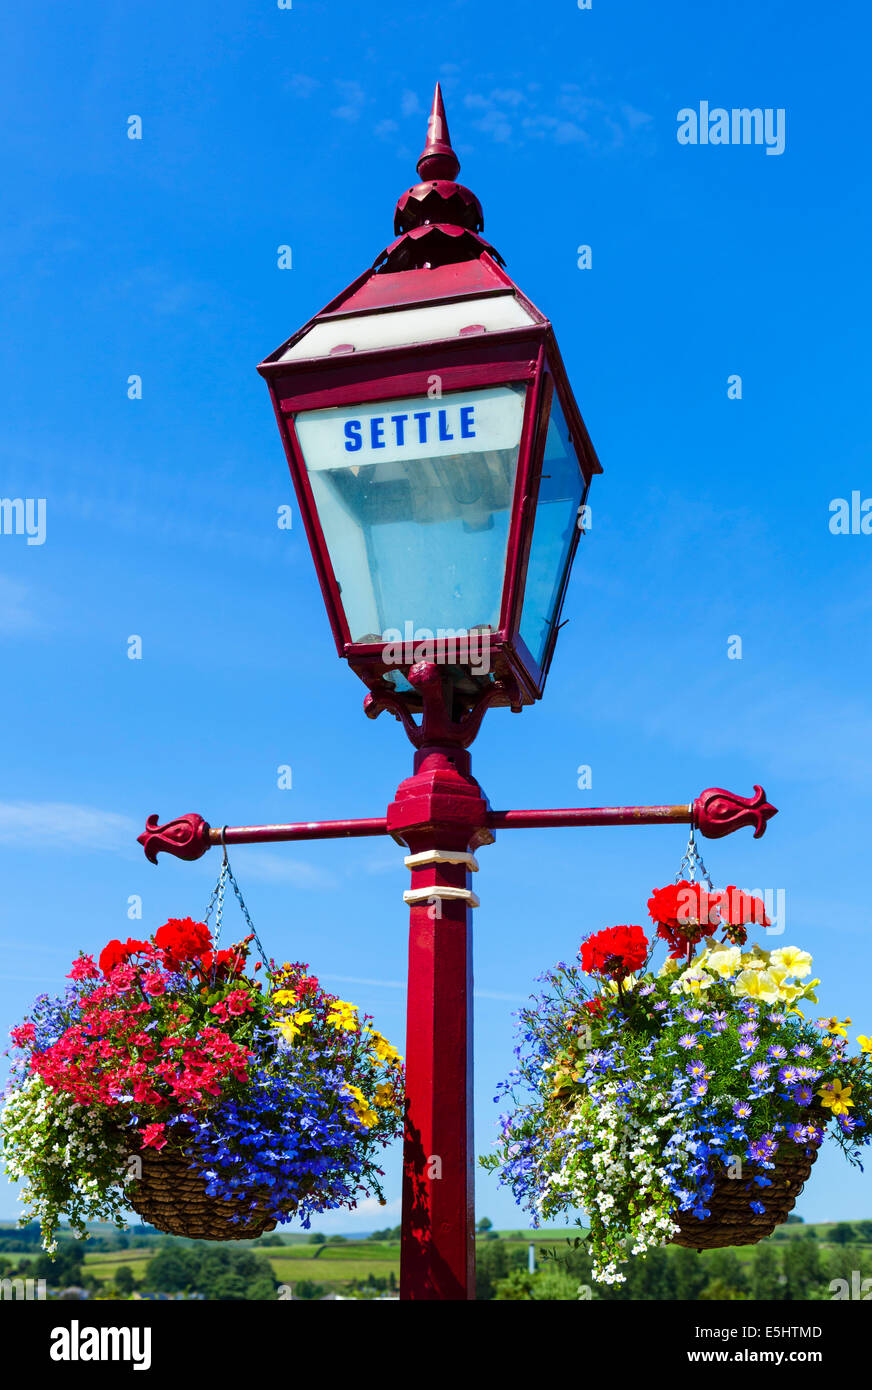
(403, 885, 480, 908)
(403, 849, 479, 872)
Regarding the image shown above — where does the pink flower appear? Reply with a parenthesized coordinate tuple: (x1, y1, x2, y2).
(10, 1022, 36, 1048)
(140, 1123, 168, 1150)
(209, 1001, 229, 1021)
(225, 990, 253, 1017)
(67, 954, 99, 981)
(141, 973, 166, 996)
(109, 964, 137, 991)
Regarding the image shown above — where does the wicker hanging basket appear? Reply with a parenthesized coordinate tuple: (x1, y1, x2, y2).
(670, 1133, 820, 1251)
(126, 1129, 281, 1241)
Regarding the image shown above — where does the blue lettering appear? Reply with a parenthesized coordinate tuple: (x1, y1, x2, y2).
(370, 417, 385, 449)
(413, 411, 430, 443)
(438, 409, 454, 442)
(459, 405, 475, 439)
(391, 413, 408, 446)
(344, 420, 362, 452)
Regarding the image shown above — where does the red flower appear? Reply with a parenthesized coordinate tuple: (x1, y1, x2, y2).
(720, 885, 770, 929)
(141, 973, 166, 996)
(647, 882, 721, 959)
(98, 940, 129, 977)
(580, 924, 649, 980)
(200, 947, 246, 979)
(154, 918, 212, 970)
(10, 1022, 36, 1048)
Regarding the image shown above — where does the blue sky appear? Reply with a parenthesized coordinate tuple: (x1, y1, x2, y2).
(1, 0, 870, 1232)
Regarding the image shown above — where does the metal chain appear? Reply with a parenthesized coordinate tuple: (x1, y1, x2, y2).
(674, 824, 713, 889)
(202, 829, 271, 973)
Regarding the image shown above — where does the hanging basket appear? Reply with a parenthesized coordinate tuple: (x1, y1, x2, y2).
(670, 1132, 820, 1251)
(2, 843, 405, 1257)
(125, 1128, 281, 1242)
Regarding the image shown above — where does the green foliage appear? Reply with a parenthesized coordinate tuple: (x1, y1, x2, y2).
(293, 1278, 325, 1300)
(142, 1245, 276, 1300)
(308, 1232, 327, 1244)
(751, 1242, 784, 1300)
(474, 1238, 527, 1300)
(830, 1222, 857, 1245)
(35, 1242, 84, 1287)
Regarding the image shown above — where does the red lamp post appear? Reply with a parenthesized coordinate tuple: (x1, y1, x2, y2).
(139, 86, 777, 1301)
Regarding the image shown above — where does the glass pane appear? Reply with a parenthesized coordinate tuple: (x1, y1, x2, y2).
(295, 385, 526, 644)
(518, 393, 586, 672)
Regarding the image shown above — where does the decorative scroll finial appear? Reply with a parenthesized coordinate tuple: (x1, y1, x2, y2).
(693, 786, 777, 840)
(416, 82, 460, 181)
(138, 812, 212, 864)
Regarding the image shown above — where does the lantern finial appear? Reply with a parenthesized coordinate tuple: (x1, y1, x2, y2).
(382, 82, 503, 270)
(416, 82, 460, 182)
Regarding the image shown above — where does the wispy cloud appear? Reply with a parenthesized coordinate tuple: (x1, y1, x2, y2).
(226, 848, 337, 890)
(0, 802, 136, 852)
(0, 577, 40, 635)
(286, 74, 320, 99)
(332, 80, 367, 123)
(460, 83, 653, 152)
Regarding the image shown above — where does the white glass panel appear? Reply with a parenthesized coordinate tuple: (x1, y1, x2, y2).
(280, 292, 535, 362)
(295, 385, 527, 644)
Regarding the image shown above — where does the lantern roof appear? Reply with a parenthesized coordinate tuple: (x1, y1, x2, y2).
(258, 83, 560, 371)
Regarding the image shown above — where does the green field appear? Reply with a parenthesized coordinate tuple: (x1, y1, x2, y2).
(4, 1219, 869, 1298)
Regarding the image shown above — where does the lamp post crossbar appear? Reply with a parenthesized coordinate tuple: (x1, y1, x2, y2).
(138, 777, 775, 1302)
(138, 785, 776, 865)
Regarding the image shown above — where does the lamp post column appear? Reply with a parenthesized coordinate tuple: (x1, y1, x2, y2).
(387, 743, 492, 1301)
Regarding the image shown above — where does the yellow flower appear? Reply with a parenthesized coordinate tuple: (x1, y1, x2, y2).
(705, 947, 742, 979)
(374, 1083, 395, 1108)
(657, 956, 682, 978)
(818, 1017, 849, 1038)
(769, 946, 813, 979)
(739, 947, 771, 972)
(343, 1084, 378, 1128)
(326, 1000, 359, 1032)
(857, 1035, 872, 1055)
(272, 989, 297, 1005)
(817, 1079, 854, 1116)
(602, 976, 639, 996)
(777, 983, 805, 1006)
(368, 1029, 402, 1065)
(734, 969, 780, 1004)
(270, 1007, 313, 1044)
(674, 968, 714, 997)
